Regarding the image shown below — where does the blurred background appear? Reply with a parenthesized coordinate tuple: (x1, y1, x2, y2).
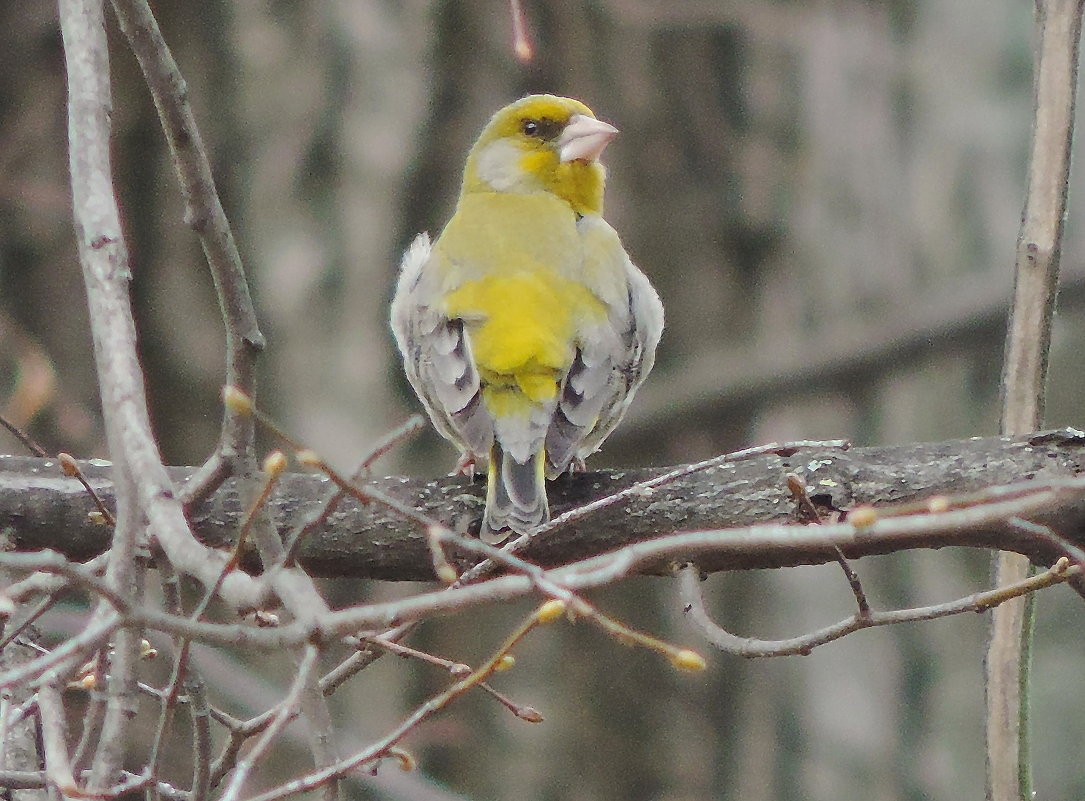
(3, 0, 1085, 799)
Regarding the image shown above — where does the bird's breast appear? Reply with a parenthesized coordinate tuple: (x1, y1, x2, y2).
(444, 270, 605, 384)
(435, 193, 609, 387)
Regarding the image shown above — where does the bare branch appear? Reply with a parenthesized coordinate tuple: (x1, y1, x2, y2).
(108, 0, 265, 493)
(0, 415, 48, 458)
(317, 623, 416, 698)
(1009, 516, 1085, 569)
(225, 458, 340, 797)
(679, 560, 1077, 658)
(990, 2, 1085, 798)
(219, 645, 320, 801)
(84, 479, 142, 788)
(37, 680, 78, 797)
(57, 0, 265, 614)
(3, 554, 109, 608)
(3, 433, 1085, 581)
(280, 416, 425, 567)
(0, 617, 117, 691)
(242, 607, 550, 801)
(350, 633, 540, 720)
(55, 0, 147, 779)
(57, 454, 114, 527)
(149, 558, 211, 801)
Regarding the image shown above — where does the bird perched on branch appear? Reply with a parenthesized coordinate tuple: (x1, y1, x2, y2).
(391, 94, 663, 543)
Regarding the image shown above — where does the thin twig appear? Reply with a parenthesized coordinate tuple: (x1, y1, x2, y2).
(830, 547, 870, 618)
(360, 415, 426, 472)
(316, 623, 416, 697)
(0, 615, 118, 692)
(280, 416, 424, 567)
(3, 553, 110, 607)
(151, 558, 212, 801)
(0, 414, 48, 457)
(188, 454, 286, 616)
(359, 634, 471, 676)
(82, 607, 141, 791)
(71, 693, 105, 782)
(0, 552, 133, 615)
(302, 459, 587, 604)
(1007, 517, 1085, 571)
(785, 473, 870, 616)
(242, 607, 550, 801)
(357, 633, 541, 721)
(58, 453, 115, 527)
(218, 645, 320, 801)
(0, 597, 60, 651)
(680, 559, 1076, 658)
(146, 563, 193, 798)
(221, 449, 340, 801)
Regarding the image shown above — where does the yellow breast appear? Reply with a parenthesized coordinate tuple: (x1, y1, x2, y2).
(436, 193, 607, 409)
(446, 270, 604, 383)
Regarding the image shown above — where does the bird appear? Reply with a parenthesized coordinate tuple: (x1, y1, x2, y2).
(391, 94, 663, 544)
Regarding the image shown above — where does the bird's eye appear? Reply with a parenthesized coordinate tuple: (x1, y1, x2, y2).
(520, 117, 561, 141)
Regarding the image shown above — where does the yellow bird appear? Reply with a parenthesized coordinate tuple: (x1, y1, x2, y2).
(391, 95, 663, 543)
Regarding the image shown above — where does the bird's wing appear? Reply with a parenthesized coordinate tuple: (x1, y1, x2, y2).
(545, 219, 664, 476)
(391, 233, 493, 458)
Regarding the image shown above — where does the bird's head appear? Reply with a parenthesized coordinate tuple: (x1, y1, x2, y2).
(462, 94, 618, 217)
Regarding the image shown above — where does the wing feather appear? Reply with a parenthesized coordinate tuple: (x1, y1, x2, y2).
(391, 234, 494, 459)
(545, 220, 663, 477)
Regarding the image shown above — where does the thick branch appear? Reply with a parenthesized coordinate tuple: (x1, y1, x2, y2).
(1, 431, 1084, 581)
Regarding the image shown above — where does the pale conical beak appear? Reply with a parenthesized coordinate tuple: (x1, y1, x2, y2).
(558, 114, 619, 163)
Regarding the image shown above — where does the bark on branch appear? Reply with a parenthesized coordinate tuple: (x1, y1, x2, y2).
(2, 430, 1084, 582)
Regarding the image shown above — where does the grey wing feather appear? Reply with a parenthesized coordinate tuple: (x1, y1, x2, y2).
(545, 248, 663, 477)
(391, 233, 494, 459)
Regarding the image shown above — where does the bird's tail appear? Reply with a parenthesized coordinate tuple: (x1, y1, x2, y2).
(481, 442, 549, 544)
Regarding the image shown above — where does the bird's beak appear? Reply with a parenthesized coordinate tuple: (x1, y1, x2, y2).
(558, 114, 619, 163)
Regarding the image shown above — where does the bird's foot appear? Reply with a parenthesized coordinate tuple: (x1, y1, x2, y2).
(452, 453, 477, 479)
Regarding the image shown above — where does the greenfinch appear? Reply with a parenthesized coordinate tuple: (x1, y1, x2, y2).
(391, 94, 663, 543)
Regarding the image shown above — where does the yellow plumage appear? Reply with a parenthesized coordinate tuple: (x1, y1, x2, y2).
(391, 95, 663, 542)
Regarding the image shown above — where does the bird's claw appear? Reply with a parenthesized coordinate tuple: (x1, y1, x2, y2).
(452, 453, 477, 479)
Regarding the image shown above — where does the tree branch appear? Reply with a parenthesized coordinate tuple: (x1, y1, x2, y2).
(2, 432, 1085, 581)
(108, 0, 265, 494)
(990, 2, 1085, 799)
(679, 559, 1078, 658)
(57, 0, 264, 617)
